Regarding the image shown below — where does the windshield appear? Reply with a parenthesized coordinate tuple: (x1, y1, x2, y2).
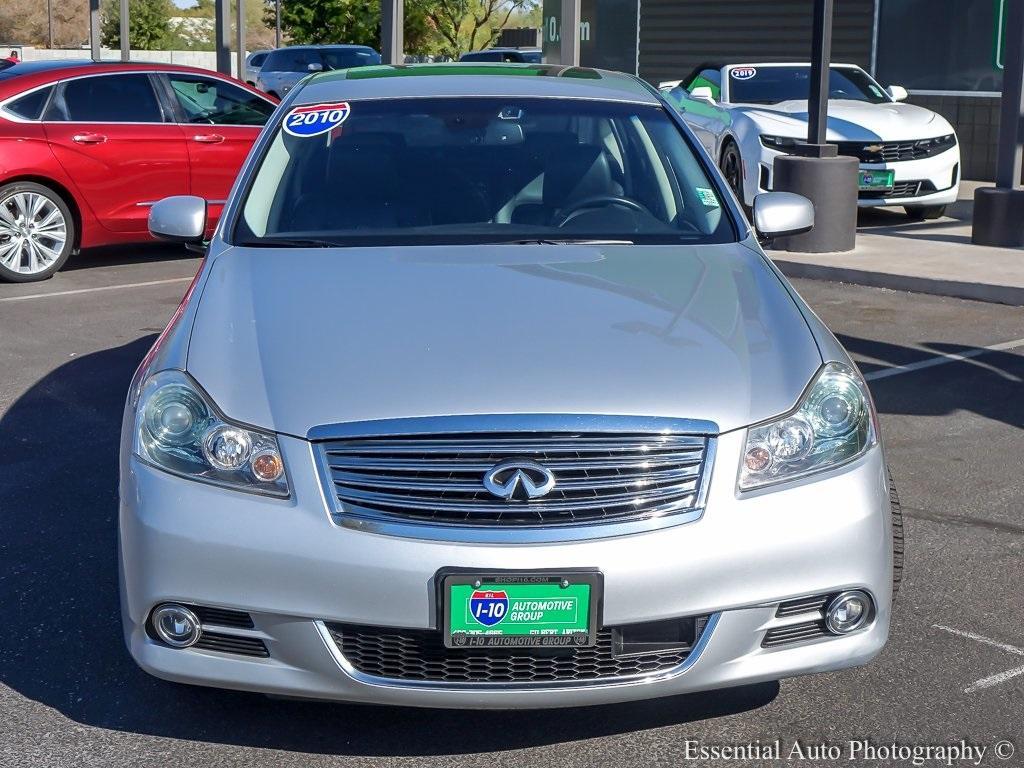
(727, 66, 889, 104)
(237, 97, 734, 247)
(265, 47, 380, 73)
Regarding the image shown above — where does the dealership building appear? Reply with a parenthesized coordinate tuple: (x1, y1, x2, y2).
(540, 0, 1005, 180)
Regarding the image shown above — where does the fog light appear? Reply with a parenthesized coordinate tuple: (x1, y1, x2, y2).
(152, 603, 202, 648)
(825, 590, 873, 634)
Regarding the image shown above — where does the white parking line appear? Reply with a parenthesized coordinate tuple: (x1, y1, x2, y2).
(934, 624, 1024, 692)
(0, 277, 192, 303)
(865, 336, 1024, 381)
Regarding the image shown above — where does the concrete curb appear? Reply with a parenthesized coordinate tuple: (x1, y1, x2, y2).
(772, 259, 1024, 307)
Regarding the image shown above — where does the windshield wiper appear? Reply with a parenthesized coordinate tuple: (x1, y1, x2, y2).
(495, 238, 635, 245)
(238, 237, 349, 248)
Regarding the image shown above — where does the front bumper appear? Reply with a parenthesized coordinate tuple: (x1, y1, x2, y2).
(751, 145, 960, 209)
(119, 430, 893, 708)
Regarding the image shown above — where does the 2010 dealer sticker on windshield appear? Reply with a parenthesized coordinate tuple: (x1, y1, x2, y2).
(283, 102, 351, 137)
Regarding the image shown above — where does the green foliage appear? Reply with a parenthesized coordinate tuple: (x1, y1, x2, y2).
(101, 0, 177, 50)
(266, 0, 537, 56)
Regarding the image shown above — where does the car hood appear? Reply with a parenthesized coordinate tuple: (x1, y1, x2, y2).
(735, 100, 950, 141)
(186, 242, 822, 438)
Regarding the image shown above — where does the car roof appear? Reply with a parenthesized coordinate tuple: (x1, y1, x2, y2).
(0, 59, 259, 98)
(295, 64, 659, 105)
(464, 48, 541, 53)
(271, 44, 376, 52)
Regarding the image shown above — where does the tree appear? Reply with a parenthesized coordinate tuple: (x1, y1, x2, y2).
(425, 0, 538, 58)
(101, 0, 176, 50)
(0, 0, 89, 48)
(266, 0, 433, 51)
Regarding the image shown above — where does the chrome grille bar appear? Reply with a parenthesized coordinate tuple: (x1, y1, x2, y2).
(316, 425, 714, 536)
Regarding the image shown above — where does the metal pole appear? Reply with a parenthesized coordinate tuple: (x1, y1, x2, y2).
(89, 0, 101, 60)
(214, 0, 231, 74)
(236, 0, 246, 79)
(47, 0, 53, 49)
(559, 0, 581, 66)
(807, 0, 833, 146)
(996, 0, 1024, 188)
(119, 0, 129, 61)
(381, 0, 403, 65)
(275, 0, 281, 48)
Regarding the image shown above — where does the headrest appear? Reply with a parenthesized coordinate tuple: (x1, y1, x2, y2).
(543, 145, 616, 208)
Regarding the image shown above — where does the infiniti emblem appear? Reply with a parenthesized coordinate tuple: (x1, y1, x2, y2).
(483, 459, 556, 501)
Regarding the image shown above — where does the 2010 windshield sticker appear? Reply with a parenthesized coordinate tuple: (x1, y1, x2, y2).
(730, 67, 757, 80)
(695, 187, 720, 207)
(283, 102, 351, 137)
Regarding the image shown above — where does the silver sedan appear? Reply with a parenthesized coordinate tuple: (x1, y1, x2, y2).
(120, 64, 897, 708)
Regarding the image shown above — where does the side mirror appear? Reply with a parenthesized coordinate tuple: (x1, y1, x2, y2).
(689, 86, 715, 102)
(149, 196, 207, 247)
(307, 62, 324, 72)
(752, 192, 814, 239)
(887, 85, 909, 102)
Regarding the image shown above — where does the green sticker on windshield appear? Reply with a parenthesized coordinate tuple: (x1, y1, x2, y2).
(696, 187, 720, 207)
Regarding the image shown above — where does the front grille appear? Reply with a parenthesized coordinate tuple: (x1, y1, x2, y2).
(327, 617, 710, 684)
(319, 431, 710, 528)
(194, 631, 269, 658)
(859, 180, 937, 200)
(762, 620, 830, 648)
(837, 138, 954, 163)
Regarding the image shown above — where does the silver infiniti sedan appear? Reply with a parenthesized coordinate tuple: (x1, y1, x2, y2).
(120, 64, 898, 708)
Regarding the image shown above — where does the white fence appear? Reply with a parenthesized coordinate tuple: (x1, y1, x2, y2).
(19, 47, 238, 77)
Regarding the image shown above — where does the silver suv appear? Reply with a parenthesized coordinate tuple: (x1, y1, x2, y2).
(255, 44, 380, 98)
(122, 64, 897, 709)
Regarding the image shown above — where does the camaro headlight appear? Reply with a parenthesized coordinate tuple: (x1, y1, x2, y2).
(739, 363, 876, 490)
(915, 134, 956, 154)
(133, 370, 288, 496)
(760, 134, 805, 151)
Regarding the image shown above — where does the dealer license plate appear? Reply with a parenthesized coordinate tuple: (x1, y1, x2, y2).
(859, 169, 895, 190)
(442, 571, 600, 648)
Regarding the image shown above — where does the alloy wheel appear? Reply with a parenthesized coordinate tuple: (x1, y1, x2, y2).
(720, 143, 742, 198)
(0, 191, 68, 275)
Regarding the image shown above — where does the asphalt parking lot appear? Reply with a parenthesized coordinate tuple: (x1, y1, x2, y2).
(1, 246, 1022, 767)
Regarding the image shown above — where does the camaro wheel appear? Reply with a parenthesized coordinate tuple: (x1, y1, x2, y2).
(889, 467, 904, 599)
(719, 139, 744, 202)
(0, 182, 74, 283)
(904, 204, 946, 221)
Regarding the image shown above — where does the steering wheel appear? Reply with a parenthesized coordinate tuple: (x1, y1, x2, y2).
(552, 195, 654, 227)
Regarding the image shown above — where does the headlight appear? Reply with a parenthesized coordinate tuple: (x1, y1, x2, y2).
(760, 134, 805, 151)
(915, 134, 956, 154)
(133, 370, 288, 496)
(739, 363, 876, 490)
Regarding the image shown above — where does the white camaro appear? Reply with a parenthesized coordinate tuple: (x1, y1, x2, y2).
(661, 62, 960, 220)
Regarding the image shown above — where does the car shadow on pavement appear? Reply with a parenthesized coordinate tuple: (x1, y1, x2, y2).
(0, 338, 778, 757)
(64, 242, 198, 272)
(839, 334, 1024, 429)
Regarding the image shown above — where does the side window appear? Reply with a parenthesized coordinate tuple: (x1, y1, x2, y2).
(49, 74, 163, 122)
(687, 69, 722, 101)
(167, 75, 274, 126)
(4, 85, 53, 120)
(250, 52, 267, 68)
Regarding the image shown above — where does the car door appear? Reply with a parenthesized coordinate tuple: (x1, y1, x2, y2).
(161, 73, 276, 226)
(42, 72, 188, 233)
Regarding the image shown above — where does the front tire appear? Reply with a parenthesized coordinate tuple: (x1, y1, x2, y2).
(889, 467, 904, 599)
(904, 204, 946, 221)
(719, 139, 745, 204)
(0, 181, 74, 283)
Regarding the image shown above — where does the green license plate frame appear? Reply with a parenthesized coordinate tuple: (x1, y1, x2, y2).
(440, 570, 602, 649)
(859, 169, 895, 190)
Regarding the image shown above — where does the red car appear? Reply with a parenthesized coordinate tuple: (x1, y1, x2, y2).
(0, 60, 278, 282)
